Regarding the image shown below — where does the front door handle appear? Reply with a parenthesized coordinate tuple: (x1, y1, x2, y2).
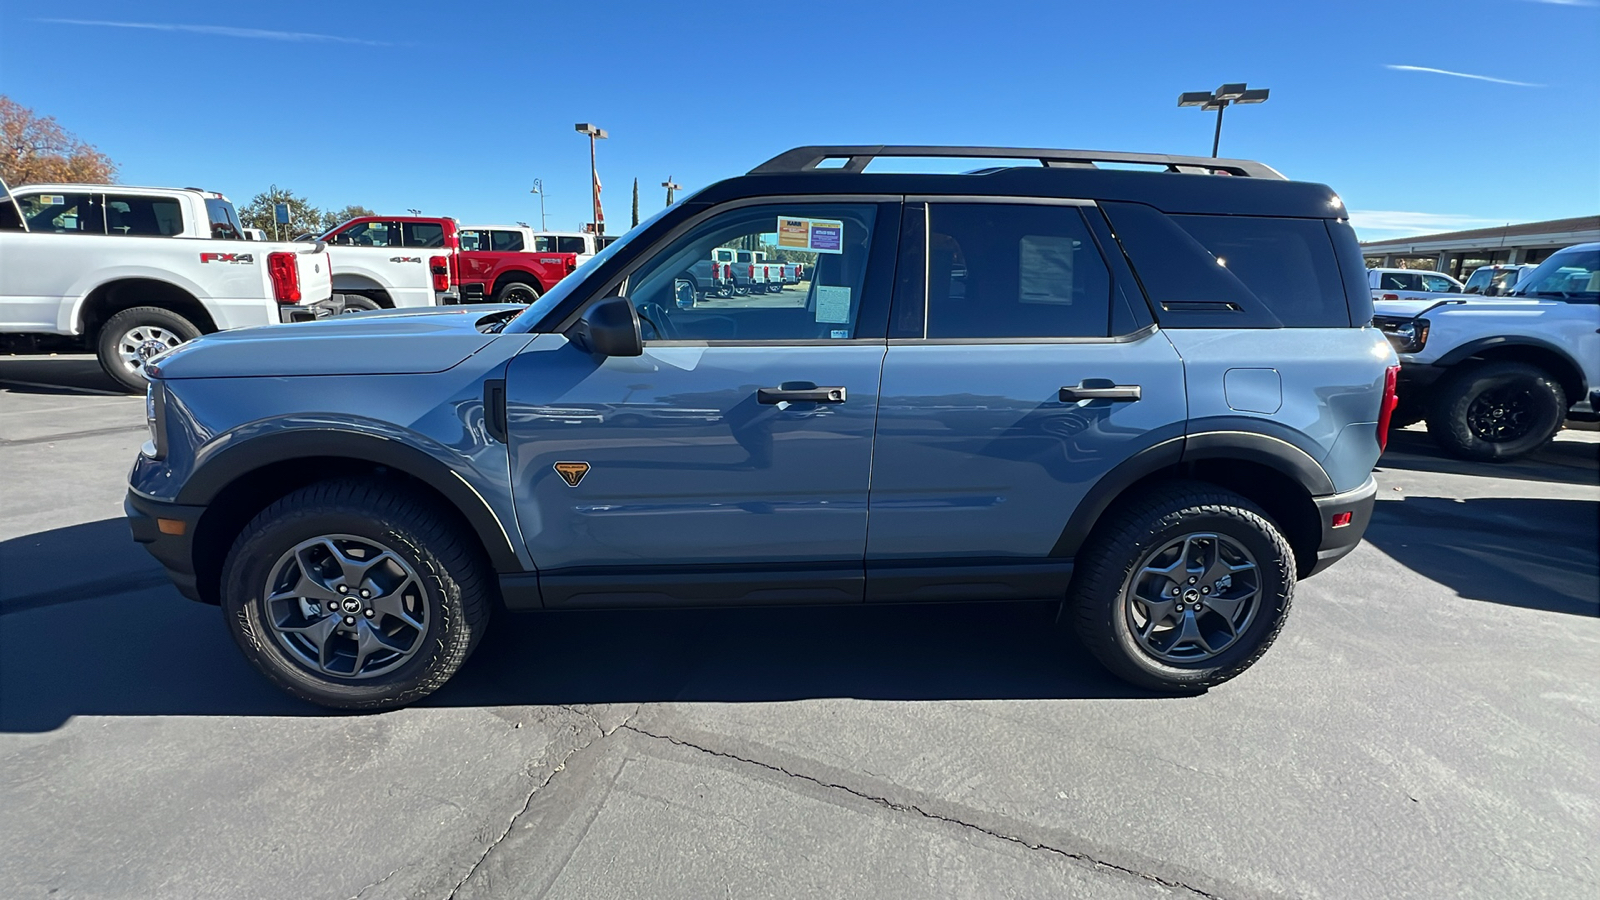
(1059, 382, 1141, 402)
(758, 384, 847, 404)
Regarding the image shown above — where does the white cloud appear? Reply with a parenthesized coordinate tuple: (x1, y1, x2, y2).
(1348, 210, 1522, 241)
(1384, 64, 1543, 87)
(1521, 0, 1597, 7)
(36, 18, 390, 46)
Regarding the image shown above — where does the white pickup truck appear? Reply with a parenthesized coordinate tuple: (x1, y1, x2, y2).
(0, 179, 336, 391)
(320, 215, 460, 309)
(1373, 243, 1600, 461)
(1368, 267, 1466, 303)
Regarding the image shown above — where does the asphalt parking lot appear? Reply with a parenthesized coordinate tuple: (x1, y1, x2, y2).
(1, 354, 1596, 900)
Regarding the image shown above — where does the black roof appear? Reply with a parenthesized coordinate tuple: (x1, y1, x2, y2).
(685, 145, 1345, 219)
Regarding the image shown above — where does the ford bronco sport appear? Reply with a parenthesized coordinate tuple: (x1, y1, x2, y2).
(127, 146, 1396, 709)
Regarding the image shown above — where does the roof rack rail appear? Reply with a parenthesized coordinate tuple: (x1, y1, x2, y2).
(749, 145, 1285, 180)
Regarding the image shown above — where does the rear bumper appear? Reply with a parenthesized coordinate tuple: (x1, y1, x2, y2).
(125, 491, 207, 602)
(279, 294, 347, 323)
(1305, 475, 1378, 578)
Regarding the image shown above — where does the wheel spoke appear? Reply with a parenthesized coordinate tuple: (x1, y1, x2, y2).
(351, 620, 408, 673)
(277, 615, 340, 672)
(1171, 608, 1212, 655)
(370, 577, 425, 631)
(1201, 586, 1256, 625)
(268, 570, 342, 604)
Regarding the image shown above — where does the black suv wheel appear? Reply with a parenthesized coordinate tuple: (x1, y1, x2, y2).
(221, 479, 492, 710)
(1426, 361, 1566, 462)
(1070, 482, 1296, 693)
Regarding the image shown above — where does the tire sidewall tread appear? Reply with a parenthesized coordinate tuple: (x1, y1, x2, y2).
(1425, 360, 1565, 462)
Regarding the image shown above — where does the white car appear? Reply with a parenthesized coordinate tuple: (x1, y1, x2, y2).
(1373, 243, 1600, 460)
(0, 180, 336, 391)
(1368, 267, 1465, 303)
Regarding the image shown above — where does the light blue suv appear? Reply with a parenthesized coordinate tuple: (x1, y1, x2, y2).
(127, 146, 1397, 709)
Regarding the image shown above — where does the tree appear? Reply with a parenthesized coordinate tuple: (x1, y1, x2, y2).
(0, 95, 117, 185)
(320, 204, 376, 233)
(631, 178, 639, 228)
(240, 186, 323, 239)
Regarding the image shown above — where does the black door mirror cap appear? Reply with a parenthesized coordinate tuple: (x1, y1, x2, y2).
(572, 295, 643, 358)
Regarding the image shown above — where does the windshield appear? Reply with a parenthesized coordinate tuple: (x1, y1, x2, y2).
(507, 206, 675, 332)
(1512, 247, 1600, 300)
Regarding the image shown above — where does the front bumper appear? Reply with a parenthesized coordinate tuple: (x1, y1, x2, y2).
(125, 491, 207, 602)
(1305, 475, 1378, 578)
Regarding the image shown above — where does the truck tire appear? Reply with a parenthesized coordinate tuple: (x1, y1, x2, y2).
(1425, 361, 1566, 462)
(339, 294, 381, 314)
(495, 282, 541, 305)
(220, 478, 493, 710)
(96, 306, 202, 393)
(1070, 481, 1295, 693)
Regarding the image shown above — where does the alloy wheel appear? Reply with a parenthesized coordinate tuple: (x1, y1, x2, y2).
(1125, 532, 1261, 664)
(116, 325, 184, 374)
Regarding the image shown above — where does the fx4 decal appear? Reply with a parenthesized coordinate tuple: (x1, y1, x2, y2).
(200, 253, 254, 264)
(553, 461, 590, 487)
(389, 257, 422, 264)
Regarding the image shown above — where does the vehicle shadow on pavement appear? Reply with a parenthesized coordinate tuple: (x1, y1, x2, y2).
(1362, 495, 1600, 617)
(0, 519, 1152, 733)
(1378, 428, 1600, 487)
(0, 354, 126, 396)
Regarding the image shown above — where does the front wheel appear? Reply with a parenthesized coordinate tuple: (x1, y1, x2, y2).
(1070, 482, 1296, 693)
(1425, 361, 1566, 461)
(96, 306, 202, 392)
(221, 479, 493, 710)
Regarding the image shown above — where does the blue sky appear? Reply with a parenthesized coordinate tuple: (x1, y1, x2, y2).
(1, 0, 1595, 241)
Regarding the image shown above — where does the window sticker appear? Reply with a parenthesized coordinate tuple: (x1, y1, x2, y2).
(1019, 235, 1077, 305)
(815, 285, 852, 323)
(830, 329, 851, 339)
(38, 194, 66, 206)
(777, 216, 845, 254)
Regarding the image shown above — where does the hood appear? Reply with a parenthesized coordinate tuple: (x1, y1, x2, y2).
(149, 305, 523, 379)
(1371, 295, 1553, 318)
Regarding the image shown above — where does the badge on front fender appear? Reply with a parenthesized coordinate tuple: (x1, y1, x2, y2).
(553, 461, 590, 487)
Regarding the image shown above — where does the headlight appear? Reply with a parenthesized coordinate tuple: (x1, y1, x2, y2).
(1374, 316, 1429, 354)
(143, 382, 168, 460)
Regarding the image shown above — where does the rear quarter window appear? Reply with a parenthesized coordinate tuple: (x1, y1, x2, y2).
(1101, 202, 1353, 328)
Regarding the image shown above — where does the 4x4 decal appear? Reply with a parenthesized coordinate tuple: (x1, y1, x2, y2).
(200, 253, 254, 264)
(389, 257, 422, 264)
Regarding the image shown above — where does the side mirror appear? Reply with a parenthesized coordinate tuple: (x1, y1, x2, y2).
(572, 296, 643, 358)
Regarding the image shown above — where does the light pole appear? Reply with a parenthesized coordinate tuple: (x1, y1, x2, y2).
(661, 177, 681, 207)
(529, 179, 547, 231)
(574, 123, 608, 235)
(1178, 83, 1270, 157)
(406, 208, 422, 216)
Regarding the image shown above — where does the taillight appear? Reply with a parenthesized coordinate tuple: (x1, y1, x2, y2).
(566, 256, 577, 275)
(1380, 293, 1400, 302)
(267, 252, 300, 303)
(429, 255, 450, 292)
(1376, 364, 1400, 451)
(748, 264, 755, 278)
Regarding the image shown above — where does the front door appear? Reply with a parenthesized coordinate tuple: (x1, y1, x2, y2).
(505, 200, 898, 605)
(866, 200, 1188, 600)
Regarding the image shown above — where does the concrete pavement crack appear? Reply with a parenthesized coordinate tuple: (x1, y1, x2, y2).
(621, 724, 1224, 900)
(349, 865, 404, 900)
(443, 714, 605, 900)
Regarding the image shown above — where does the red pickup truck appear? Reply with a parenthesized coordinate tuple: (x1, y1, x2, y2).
(319, 217, 578, 308)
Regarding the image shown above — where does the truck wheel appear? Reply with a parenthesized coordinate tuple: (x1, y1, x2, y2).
(220, 478, 493, 710)
(339, 294, 381, 314)
(1426, 361, 1566, 462)
(96, 306, 202, 393)
(495, 282, 541, 305)
(1070, 481, 1295, 693)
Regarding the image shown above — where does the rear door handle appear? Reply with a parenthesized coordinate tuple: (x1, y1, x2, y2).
(1059, 382, 1141, 402)
(758, 384, 847, 404)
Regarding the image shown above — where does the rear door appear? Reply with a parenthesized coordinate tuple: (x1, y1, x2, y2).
(866, 199, 1187, 601)
(505, 199, 898, 605)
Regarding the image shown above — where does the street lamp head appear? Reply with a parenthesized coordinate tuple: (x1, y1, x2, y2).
(1235, 88, 1270, 104)
(1214, 83, 1248, 101)
(574, 123, 608, 139)
(1201, 100, 1227, 111)
(1177, 91, 1214, 107)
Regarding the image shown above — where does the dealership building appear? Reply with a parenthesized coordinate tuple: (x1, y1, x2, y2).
(1360, 215, 1600, 280)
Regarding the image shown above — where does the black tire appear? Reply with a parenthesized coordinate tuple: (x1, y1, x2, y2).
(338, 294, 381, 314)
(96, 306, 203, 393)
(1425, 361, 1566, 462)
(494, 281, 542, 305)
(221, 478, 493, 710)
(1070, 481, 1296, 693)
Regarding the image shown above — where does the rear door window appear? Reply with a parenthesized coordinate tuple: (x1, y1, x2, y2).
(1420, 273, 1457, 292)
(403, 222, 445, 248)
(204, 198, 243, 240)
(491, 230, 525, 252)
(105, 195, 183, 236)
(1380, 271, 1424, 291)
(16, 192, 104, 234)
(557, 236, 588, 254)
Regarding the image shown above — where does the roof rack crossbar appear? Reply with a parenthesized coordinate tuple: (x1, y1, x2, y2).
(749, 145, 1285, 179)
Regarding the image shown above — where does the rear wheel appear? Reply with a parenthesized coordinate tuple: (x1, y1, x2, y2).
(1070, 481, 1296, 693)
(96, 306, 202, 392)
(221, 479, 493, 710)
(1426, 361, 1565, 461)
(495, 281, 541, 305)
(339, 294, 381, 314)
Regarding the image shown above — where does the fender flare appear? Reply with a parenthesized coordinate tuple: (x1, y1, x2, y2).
(177, 428, 524, 572)
(1432, 335, 1588, 395)
(63, 270, 208, 335)
(492, 269, 546, 295)
(1050, 426, 1334, 559)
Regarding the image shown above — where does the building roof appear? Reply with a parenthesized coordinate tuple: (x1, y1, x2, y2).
(1360, 215, 1600, 253)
